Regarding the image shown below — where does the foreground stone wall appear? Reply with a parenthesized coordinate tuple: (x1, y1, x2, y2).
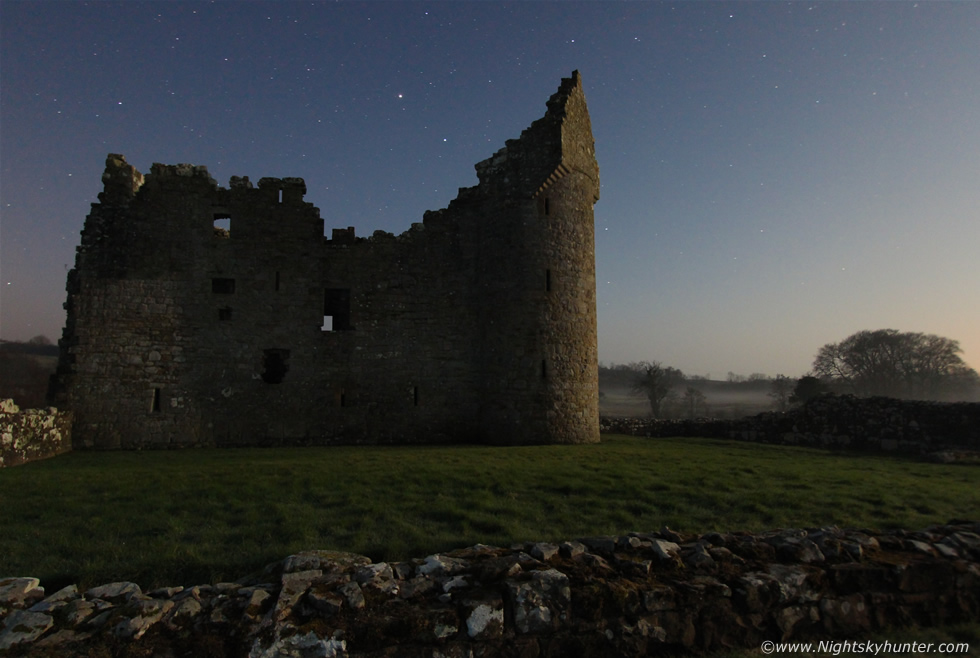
(1, 522, 978, 656)
(602, 395, 980, 457)
(0, 399, 72, 468)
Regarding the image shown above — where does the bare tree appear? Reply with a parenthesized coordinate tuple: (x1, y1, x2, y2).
(813, 329, 978, 400)
(631, 361, 684, 418)
(681, 386, 707, 419)
(768, 375, 794, 411)
(660, 389, 681, 419)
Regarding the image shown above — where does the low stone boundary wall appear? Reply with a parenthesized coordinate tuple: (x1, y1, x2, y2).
(602, 394, 980, 458)
(2, 522, 978, 656)
(0, 399, 72, 468)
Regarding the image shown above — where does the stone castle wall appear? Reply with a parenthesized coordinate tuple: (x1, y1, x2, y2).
(0, 400, 72, 468)
(3, 522, 978, 655)
(53, 72, 600, 449)
(601, 395, 980, 457)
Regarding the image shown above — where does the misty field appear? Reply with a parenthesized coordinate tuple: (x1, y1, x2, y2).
(1, 435, 978, 592)
(599, 385, 776, 419)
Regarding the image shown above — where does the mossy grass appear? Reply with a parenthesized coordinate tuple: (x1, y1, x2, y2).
(1, 436, 977, 591)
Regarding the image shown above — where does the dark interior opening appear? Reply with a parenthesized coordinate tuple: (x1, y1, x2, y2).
(213, 213, 231, 237)
(261, 349, 290, 384)
(323, 288, 352, 331)
(212, 278, 236, 294)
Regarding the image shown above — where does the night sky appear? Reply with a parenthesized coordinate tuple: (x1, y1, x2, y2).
(2, 1, 978, 378)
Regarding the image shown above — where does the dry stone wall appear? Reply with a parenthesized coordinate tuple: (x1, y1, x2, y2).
(0, 400, 72, 468)
(2, 522, 978, 656)
(602, 395, 980, 458)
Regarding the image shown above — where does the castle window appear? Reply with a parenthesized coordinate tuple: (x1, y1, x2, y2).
(544, 197, 551, 216)
(546, 269, 552, 292)
(218, 307, 232, 321)
(322, 288, 351, 331)
(213, 213, 231, 237)
(212, 278, 236, 294)
(413, 386, 419, 407)
(261, 349, 290, 384)
(541, 359, 547, 379)
(150, 387, 162, 413)
(275, 271, 280, 292)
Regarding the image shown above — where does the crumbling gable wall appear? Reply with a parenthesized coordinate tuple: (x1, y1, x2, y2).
(53, 72, 600, 448)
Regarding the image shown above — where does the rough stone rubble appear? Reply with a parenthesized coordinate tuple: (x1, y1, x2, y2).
(2, 522, 978, 656)
(0, 400, 72, 468)
(601, 394, 980, 460)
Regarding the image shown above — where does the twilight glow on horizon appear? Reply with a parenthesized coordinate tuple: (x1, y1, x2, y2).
(1, 1, 978, 378)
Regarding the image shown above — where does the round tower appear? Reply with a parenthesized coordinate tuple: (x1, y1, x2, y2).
(474, 71, 600, 444)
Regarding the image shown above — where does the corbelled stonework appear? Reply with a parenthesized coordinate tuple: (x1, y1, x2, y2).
(53, 72, 600, 448)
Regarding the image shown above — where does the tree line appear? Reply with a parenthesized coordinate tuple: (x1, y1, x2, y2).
(0, 336, 58, 408)
(812, 329, 978, 400)
(610, 329, 979, 419)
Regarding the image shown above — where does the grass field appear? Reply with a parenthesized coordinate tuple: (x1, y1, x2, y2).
(1, 435, 978, 592)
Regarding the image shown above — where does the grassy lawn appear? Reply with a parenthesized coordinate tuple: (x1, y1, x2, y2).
(1, 435, 978, 591)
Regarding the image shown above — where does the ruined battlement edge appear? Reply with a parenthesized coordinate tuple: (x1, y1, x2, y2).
(53, 71, 600, 448)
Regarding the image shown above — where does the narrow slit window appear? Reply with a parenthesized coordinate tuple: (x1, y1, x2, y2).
(338, 389, 347, 407)
(275, 271, 280, 291)
(218, 307, 232, 321)
(413, 386, 419, 407)
(541, 359, 547, 379)
(150, 387, 162, 413)
(212, 278, 236, 294)
(278, 189, 283, 204)
(544, 197, 551, 216)
(546, 269, 552, 292)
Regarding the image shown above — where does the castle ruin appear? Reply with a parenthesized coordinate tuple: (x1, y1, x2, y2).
(53, 71, 600, 448)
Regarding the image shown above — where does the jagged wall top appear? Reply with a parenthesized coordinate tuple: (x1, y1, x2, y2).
(473, 70, 599, 202)
(98, 154, 309, 205)
(99, 154, 144, 204)
(97, 70, 592, 221)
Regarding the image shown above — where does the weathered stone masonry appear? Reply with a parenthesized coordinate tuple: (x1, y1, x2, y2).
(0, 400, 72, 468)
(3, 522, 979, 656)
(53, 72, 600, 449)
